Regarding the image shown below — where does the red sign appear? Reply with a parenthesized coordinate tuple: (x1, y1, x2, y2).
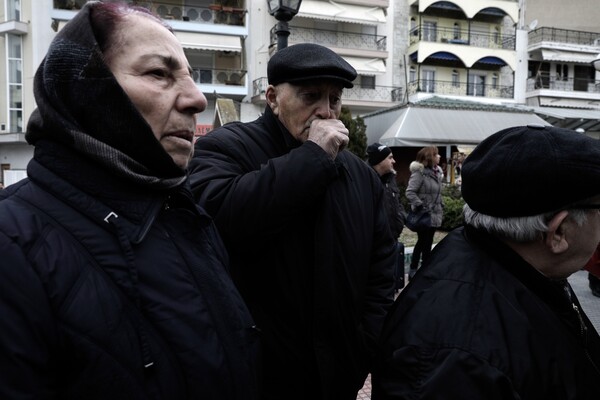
(195, 124, 213, 137)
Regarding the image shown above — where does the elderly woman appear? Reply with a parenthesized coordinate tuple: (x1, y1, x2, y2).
(0, 2, 258, 399)
(405, 145, 444, 279)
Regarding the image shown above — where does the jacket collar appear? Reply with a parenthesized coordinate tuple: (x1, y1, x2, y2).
(30, 140, 201, 243)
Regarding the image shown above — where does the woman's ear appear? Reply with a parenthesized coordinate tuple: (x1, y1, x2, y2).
(545, 210, 570, 254)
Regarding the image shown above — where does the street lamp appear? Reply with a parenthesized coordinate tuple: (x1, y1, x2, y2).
(267, 0, 302, 50)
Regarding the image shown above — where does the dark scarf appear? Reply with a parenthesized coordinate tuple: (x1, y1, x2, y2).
(26, 2, 186, 189)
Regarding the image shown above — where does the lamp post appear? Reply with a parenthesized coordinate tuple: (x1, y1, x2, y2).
(267, 0, 302, 50)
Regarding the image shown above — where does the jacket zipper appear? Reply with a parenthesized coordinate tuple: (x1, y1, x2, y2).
(564, 285, 600, 375)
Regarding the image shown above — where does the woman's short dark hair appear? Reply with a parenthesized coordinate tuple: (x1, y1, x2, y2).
(89, 1, 171, 63)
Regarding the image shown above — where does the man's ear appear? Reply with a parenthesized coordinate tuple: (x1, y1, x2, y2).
(265, 85, 278, 114)
(545, 210, 570, 254)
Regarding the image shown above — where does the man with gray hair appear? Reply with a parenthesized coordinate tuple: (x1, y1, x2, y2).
(372, 125, 600, 399)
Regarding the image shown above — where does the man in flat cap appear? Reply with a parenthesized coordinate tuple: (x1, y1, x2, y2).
(372, 125, 600, 399)
(368, 143, 407, 292)
(189, 43, 396, 400)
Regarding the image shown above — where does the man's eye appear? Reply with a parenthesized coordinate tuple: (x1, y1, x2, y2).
(302, 92, 320, 101)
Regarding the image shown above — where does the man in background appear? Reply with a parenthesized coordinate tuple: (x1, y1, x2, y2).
(368, 142, 407, 291)
(373, 125, 600, 399)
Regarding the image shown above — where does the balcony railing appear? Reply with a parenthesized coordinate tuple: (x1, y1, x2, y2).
(528, 27, 600, 47)
(53, 1, 246, 26)
(192, 67, 246, 86)
(282, 26, 387, 52)
(252, 77, 402, 103)
(407, 79, 514, 99)
(527, 74, 600, 93)
(409, 25, 516, 50)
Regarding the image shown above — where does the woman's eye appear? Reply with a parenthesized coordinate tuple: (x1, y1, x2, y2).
(148, 69, 168, 78)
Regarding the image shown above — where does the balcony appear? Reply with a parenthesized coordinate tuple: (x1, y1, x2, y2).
(529, 27, 600, 47)
(407, 79, 514, 99)
(193, 67, 247, 98)
(527, 74, 600, 94)
(251, 77, 402, 108)
(53, 1, 246, 26)
(192, 67, 246, 86)
(410, 25, 515, 50)
(281, 26, 387, 56)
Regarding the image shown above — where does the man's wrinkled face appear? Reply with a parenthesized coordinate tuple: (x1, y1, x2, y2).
(266, 81, 343, 142)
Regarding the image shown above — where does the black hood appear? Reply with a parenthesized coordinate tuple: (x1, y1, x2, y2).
(26, 1, 186, 189)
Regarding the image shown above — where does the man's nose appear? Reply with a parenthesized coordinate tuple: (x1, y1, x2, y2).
(315, 100, 334, 119)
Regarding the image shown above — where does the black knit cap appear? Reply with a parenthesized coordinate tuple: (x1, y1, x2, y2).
(367, 143, 392, 166)
(461, 124, 600, 217)
(267, 43, 357, 88)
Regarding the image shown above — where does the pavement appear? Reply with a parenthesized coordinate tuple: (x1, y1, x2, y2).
(356, 268, 600, 399)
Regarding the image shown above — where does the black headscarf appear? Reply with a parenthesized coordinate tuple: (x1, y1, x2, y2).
(26, 1, 186, 189)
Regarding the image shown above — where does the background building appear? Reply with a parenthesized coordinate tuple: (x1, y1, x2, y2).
(1, 0, 600, 187)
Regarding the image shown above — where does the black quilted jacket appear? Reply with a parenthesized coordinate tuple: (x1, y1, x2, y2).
(0, 3, 259, 398)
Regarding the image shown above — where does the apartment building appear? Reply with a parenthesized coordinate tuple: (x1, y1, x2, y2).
(4, 0, 598, 187)
(522, 0, 600, 137)
(399, 0, 522, 104)
(0, 0, 401, 185)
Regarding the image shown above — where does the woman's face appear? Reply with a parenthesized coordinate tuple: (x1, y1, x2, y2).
(105, 14, 207, 169)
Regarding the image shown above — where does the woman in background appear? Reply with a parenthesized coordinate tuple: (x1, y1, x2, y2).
(405, 146, 444, 279)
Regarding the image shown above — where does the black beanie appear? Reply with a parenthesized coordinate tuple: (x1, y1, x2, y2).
(367, 143, 392, 166)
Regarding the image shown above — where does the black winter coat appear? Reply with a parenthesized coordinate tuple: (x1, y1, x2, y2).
(189, 107, 396, 400)
(379, 172, 406, 239)
(373, 226, 600, 399)
(0, 4, 259, 398)
(0, 143, 260, 399)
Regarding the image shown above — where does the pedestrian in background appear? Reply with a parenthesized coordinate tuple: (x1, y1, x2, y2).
(405, 145, 443, 279)
(373, 125, 600, 399)
(189, 43, 396, 400)
(368, 142, 407, 291)
(0, 2, 258, 398)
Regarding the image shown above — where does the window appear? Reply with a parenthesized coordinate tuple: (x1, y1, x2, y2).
(494, 26, 501, 45)
(467, 73, 486, 96)
(7, 34, 23, 132)
(452, 70, 460, 87)
(360, 75, 375, 90)
(8, 0, 21, 20)
(423, 21, 437, 42)
(409, 67, 416, 83)
(492, 73, 498, 89)
(410, 17, 418, 36)
(423, 70, 435, 93)
(453, 23, 460, 40)
(556, 64, 568, 81)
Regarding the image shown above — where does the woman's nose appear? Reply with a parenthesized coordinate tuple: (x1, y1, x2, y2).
(179, 77, 207, 114)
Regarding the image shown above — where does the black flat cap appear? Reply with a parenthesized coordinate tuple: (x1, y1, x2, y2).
(367, 143, 392, 165)
(461, 124, 600, 217)
(267, 43, 357, 88)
